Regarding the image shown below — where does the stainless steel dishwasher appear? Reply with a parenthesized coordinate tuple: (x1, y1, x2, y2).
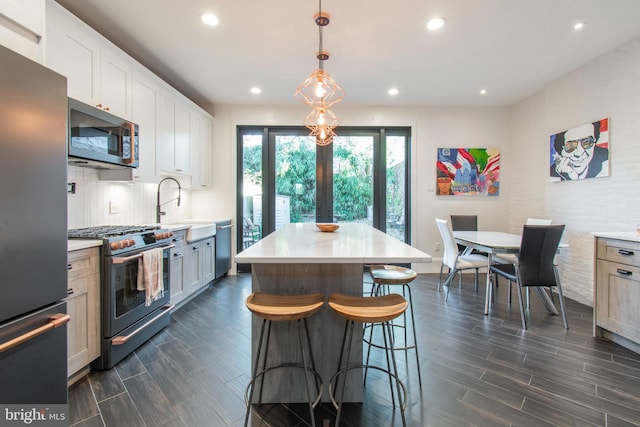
(215, 220, 232, 279)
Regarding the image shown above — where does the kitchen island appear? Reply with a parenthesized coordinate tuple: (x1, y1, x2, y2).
(234, 223, 431, 403)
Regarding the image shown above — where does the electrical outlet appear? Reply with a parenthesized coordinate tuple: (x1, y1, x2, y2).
(109, 200, 119, 214)
(434, 242, 441, 251)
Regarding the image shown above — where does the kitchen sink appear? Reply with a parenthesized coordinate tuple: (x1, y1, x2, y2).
(185, 222, 216, 242)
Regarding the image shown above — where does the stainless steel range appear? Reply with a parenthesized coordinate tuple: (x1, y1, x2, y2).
(68, 225, 175, 369)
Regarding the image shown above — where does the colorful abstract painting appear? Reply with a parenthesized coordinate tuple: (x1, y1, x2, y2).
(549, 118, 610, 182)
(436, 148, 500, 196)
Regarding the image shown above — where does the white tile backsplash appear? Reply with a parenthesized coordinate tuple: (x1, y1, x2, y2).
(67, 165, 191, 228)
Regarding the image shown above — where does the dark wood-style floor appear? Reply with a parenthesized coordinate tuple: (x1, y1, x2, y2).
(69, 273, 640, 427)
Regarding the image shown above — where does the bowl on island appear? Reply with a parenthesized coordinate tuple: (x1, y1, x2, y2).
(316, 223, 340, 232)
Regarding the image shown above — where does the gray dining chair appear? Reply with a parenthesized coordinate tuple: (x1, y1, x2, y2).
(435, 218, 488, 301)
(489, 224, 568, 330)
(493, 218, 553, 304)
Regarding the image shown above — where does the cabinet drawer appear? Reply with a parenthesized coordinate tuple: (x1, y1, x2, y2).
(67, 248, 99, 282)
(597, 238, 640, 266)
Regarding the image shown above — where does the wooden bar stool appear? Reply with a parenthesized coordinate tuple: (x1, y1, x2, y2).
(367, 265, 422, 387)
(244, 292, 325, 427)
(328, 293, 408, 427)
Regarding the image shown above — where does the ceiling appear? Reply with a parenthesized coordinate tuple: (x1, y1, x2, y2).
(54, 0, 640, 111)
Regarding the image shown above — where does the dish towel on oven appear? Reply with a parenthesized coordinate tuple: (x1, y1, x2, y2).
(137, 247, 164, 306)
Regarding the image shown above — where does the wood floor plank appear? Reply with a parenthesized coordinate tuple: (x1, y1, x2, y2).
(68, 377, 99, 425)
(87, 368, 125, 402)
(98, 393, 146, 427)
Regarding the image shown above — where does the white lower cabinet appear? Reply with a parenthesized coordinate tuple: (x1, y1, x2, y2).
(170, 231, 216, 306)
(185, 240, 203, 293)
(202, 237, 215, 284)
(66, 247, 100, 384)
(169, 230, 187, 305)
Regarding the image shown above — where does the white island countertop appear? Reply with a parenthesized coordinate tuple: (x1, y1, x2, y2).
(592, 231, 640, 243)
(235, 222, 432, 264)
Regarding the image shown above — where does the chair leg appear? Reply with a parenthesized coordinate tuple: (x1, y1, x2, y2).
(244, 319, 268, 427)
(438, 263, 444, 292)
(514, 274, 528, 330)
(554, 267, 569, 329)
(404, 284, 422, 387)
(442, 268, 458, 302)
(383, 320, 407, 427)
(334, 320, 355, 427)
(474, 268, 479, 292)
(507, 280, 512, 303)
(297, 319, 317, 427)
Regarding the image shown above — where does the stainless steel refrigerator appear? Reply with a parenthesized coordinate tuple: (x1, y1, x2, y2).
(0, 45, 69, 405)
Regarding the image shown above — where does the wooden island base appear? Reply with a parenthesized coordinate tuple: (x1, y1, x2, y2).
(250, 262, 363, 403)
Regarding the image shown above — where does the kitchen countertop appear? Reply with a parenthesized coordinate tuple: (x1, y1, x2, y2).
(235, 222, 432, 264)
(592, 231, 640, 243)
(68, 239, 103, 252)
(163, 219, 232, 232)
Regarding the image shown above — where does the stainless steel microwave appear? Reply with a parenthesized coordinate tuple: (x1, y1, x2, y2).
(68, 98, 139, 169)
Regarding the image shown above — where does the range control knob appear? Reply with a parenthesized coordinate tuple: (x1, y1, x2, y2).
(110, 241, 119, 250)
(126, 239, 135, 247)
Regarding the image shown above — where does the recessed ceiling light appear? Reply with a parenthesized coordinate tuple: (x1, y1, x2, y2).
(426, 17, 446, 31)
(201, 13, 219, 26)
(250, 87, 262, 94)
(480, 89, 487, 95)
(388, 88, 399, 96)
(573, 21, 586, 30)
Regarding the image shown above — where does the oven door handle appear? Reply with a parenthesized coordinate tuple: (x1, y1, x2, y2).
(112, 244, 175, 264)
(111, 304, 174, 346)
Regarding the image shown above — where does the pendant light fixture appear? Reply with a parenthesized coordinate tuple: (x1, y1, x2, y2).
(294, 0, 344, 146)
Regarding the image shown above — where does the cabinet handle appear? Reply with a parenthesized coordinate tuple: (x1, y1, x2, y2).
(618, 249, 634, 256)
(192, 246, 198, 250)
(172, 237, 183, 243)
(67, 263, 72, 270)
(67, 288, 74, 296)
(616, 268, 632, 276)
(206, 242, 211, 246)
(173, 252, 182, 257)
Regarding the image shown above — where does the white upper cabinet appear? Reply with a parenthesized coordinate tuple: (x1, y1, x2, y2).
(45, 1, 132, 120)
(0, 0, 45, 62)
(130, 67, 162, 183)
(192, 112, 212, 189)
(44, 0, 212, 186)
(159, 90, 192, 176)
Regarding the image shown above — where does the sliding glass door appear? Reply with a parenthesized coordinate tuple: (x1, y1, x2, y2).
(237, 126, 410, 265)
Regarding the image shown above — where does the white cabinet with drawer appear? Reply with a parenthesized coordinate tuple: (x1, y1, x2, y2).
(594, 235, 640, 352)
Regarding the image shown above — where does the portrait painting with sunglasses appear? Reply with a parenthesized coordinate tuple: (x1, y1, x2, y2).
(550, 118, 609, 181)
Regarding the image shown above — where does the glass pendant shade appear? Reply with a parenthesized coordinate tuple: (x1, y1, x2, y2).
(304, 105, 339, 146)
(295, 68, 345, 108)
(294, 0, 343, 145)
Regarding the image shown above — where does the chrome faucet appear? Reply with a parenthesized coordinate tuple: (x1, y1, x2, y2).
(156, 177, 182, 223)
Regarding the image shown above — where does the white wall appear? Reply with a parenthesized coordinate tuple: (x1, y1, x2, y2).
(192, 104, 512, 274)
(510, 37, 640, 305)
